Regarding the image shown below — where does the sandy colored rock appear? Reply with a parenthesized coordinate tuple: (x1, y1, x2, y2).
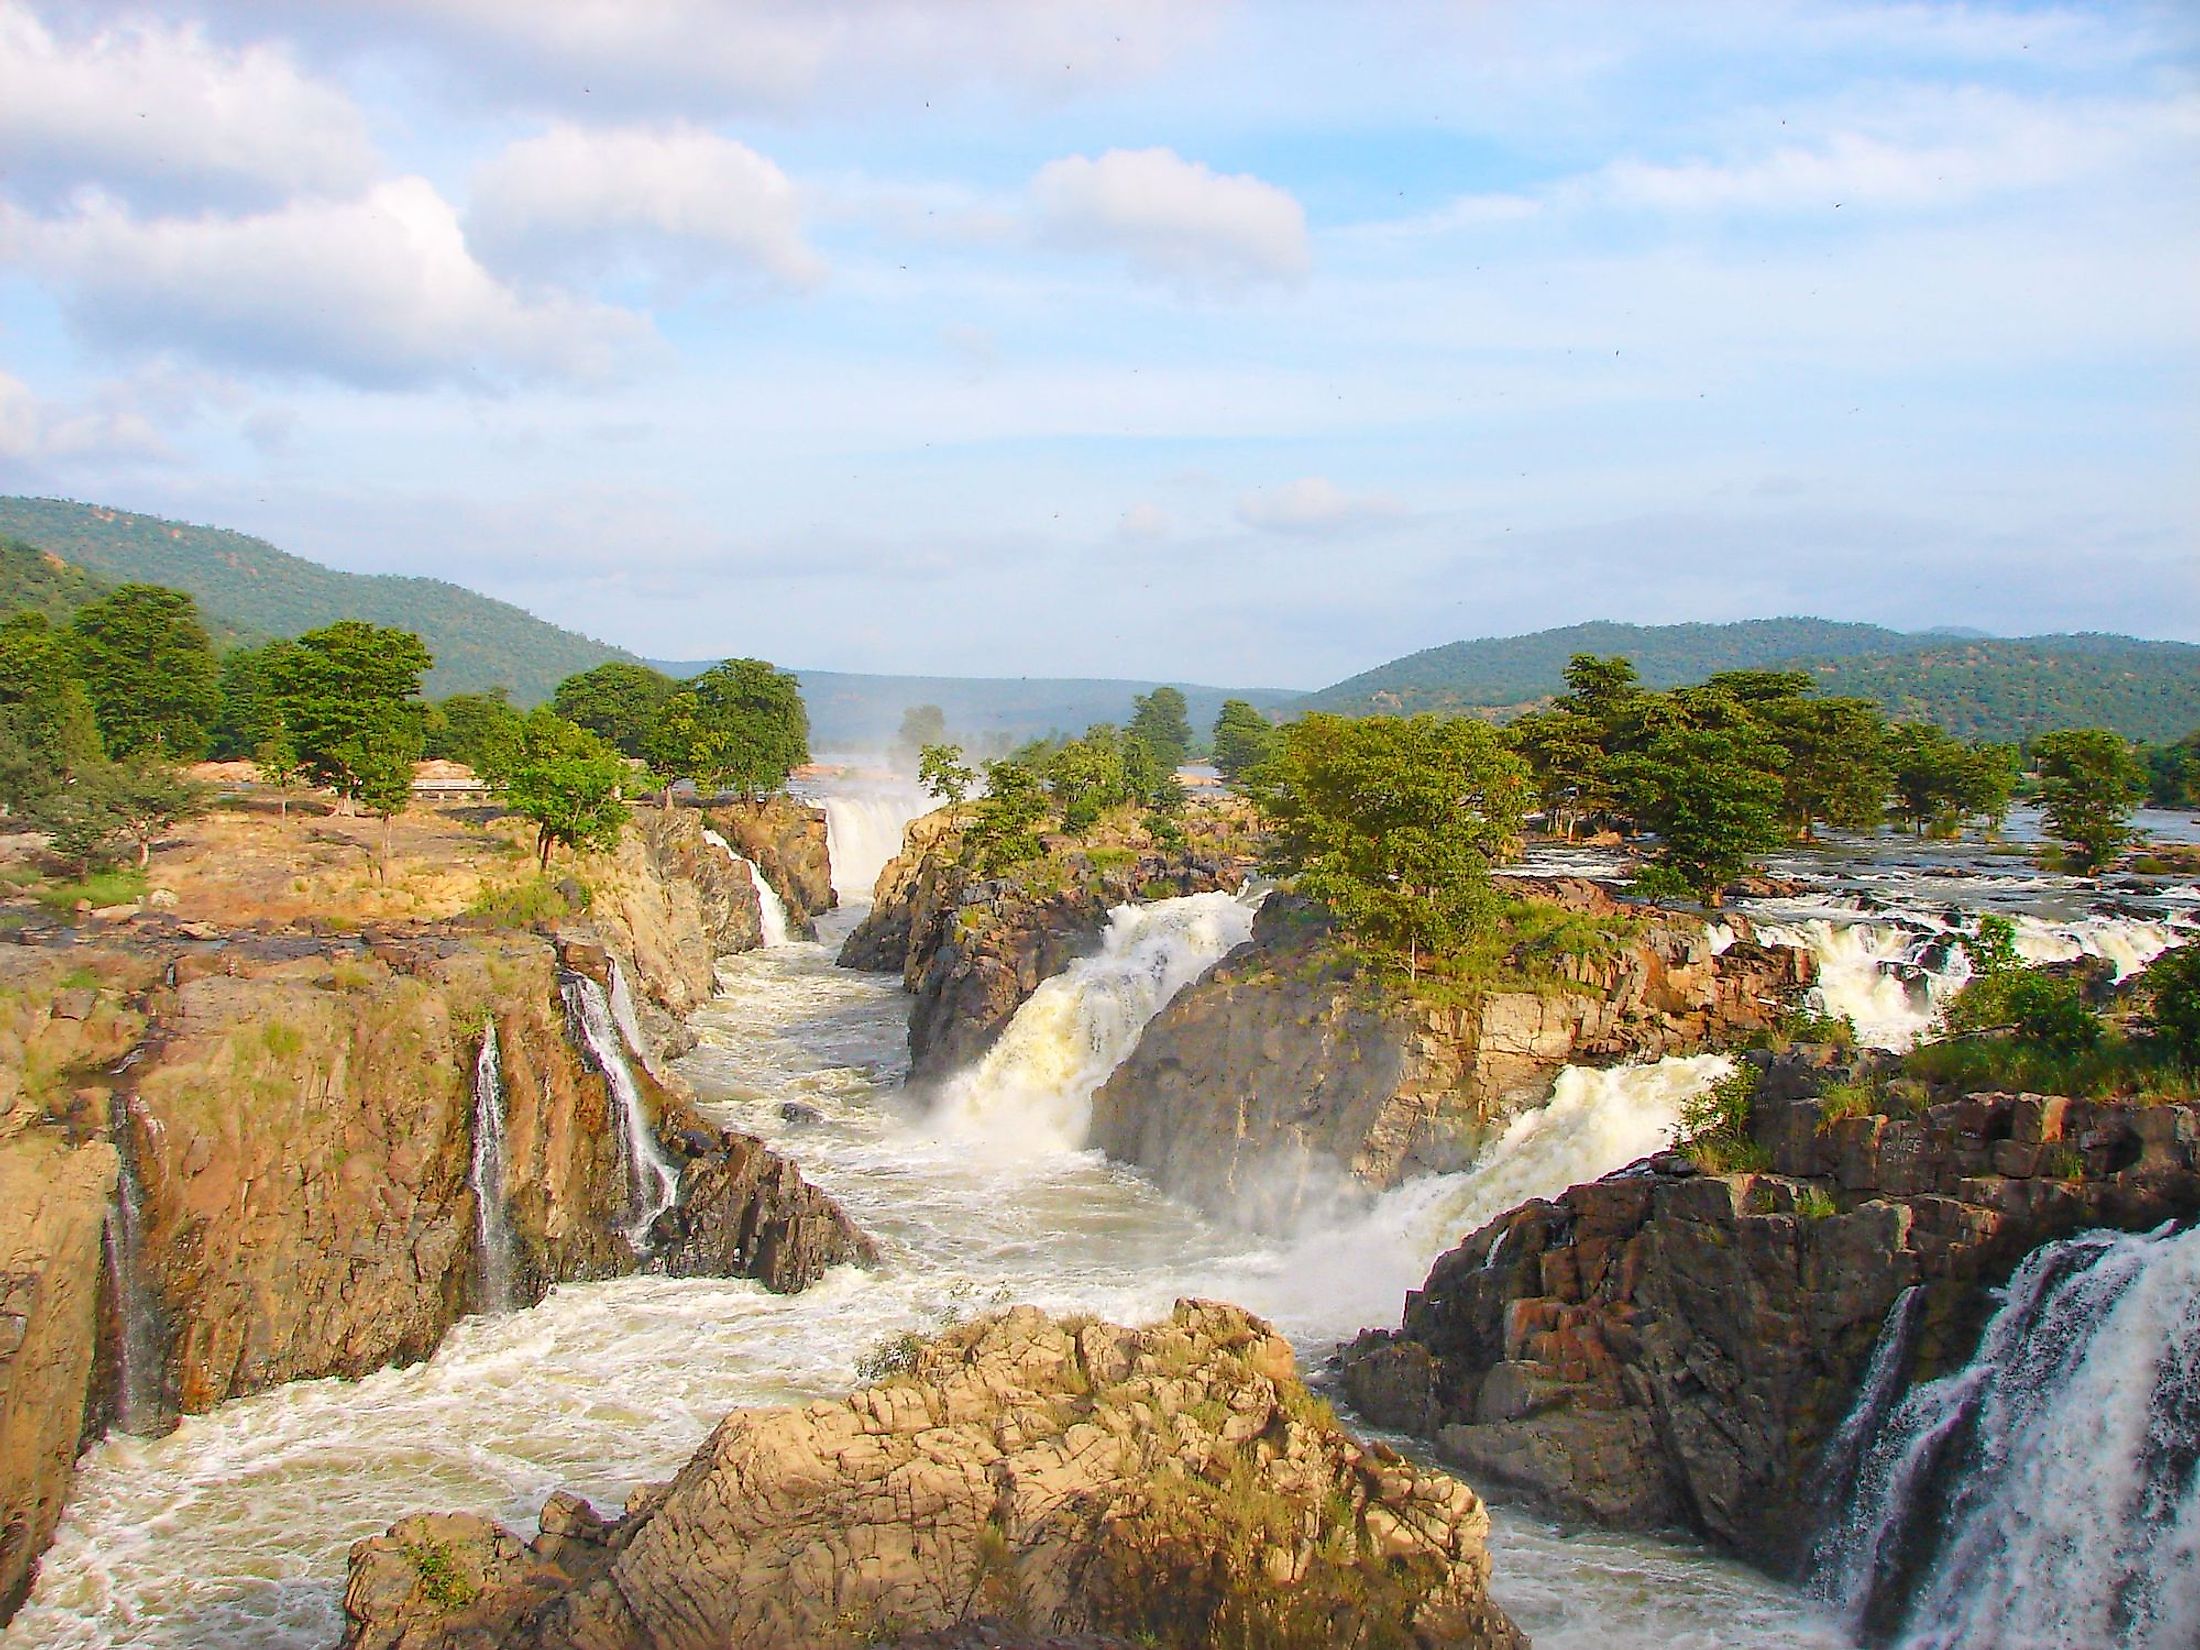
(338, 1302, 1525, 1650)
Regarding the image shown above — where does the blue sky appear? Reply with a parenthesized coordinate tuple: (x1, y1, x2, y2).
(0, 1, 2192, 688)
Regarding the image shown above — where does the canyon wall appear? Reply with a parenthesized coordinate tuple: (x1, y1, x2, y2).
(703, 798, 834, 935)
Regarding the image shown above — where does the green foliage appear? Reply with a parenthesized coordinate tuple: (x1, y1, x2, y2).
(1209, 698, 1279, 783)
(1886, 722, 2018, 836)
(2140, 945, 2200, 1064)
(267, 621, 432, 804)
(1814, 1080, 1878, 1127)
(892, 702, 948, 765)
(1674, 1065, 1761, 1172)
(1611, 723, 1785, 902)
(0, 534, 110, 624)
(964, 760, 1049, 876)
(30, 755, 209, 873)
(853, 1329, 928, 1383)
(504, 709, 632, 869)
(426, 688, 523, 777)
(1245, 712, 1529, 973)
(552, 661, 677, 758)
(0, 611, 103, 810)
(1959, 914, 2021, 979)
(467, 875, 583, 926)
(1945, 964, 2102, 1054)
(211, 641, 288, 759)
(2145, 728, 2198, 807)
(1793, 1185, 1840, 1220)
(66, 584, 220, 759)
(645, 657, 808, 799)
(918, 742, 975, 806)
(1902, 1032, 2198, 1101)
(1763, 694, 1891, 838)
(2032, 727, 2147, 871)
(1128, 685, 1194, 770)
(401, 1540, 478, 1611)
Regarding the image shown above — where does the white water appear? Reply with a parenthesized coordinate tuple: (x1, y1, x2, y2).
(559, 972, 681, 1251)
(1812, 1224, 2200, 1648)
(10, 916, 1841, 1650)
(469, 1030, 515, 1316)
(703, 826, 794, 947)
(103, 1095, 161, 1437)
(928, 889, 1263, 1154)
(817, 782, 933, 902)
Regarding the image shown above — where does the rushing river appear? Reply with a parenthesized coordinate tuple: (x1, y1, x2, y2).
(11, 800, 2195, 1650)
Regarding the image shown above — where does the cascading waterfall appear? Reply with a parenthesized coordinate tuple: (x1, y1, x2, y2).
(561, 970, 683, 1251)
(1810, 1223, 2200, 1649)
(704, 826, 793, 946)
(468, 1028, 516, 1314)
(818, 783, 932, 902)
(1811, 1286, 1925, 1528)
(928, 889, 1263, 1153)
(103, 1089, 163, 1436)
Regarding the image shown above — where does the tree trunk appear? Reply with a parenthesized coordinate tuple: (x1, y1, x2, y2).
(379, 814, 392, 884)
(538, 829, 553, 871)
(136, 837, 150, 869)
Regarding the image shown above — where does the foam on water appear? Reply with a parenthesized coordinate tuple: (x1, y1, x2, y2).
(814, 781, 933, 902)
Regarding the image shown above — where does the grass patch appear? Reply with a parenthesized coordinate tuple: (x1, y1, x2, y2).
(1814, 1080, 1878, 1128)
(1794, 1184, 1840, 1220)
(401, 1540, 477, 1611)
(35, 867, 147, 912)
(466, 876, 578, 927)
(1902, 1034, 2199, 1102)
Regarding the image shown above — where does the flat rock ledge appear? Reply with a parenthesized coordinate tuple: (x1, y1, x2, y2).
(336, 1301, 1525, 1650)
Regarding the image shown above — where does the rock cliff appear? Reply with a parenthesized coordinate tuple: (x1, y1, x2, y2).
(702, 797, 834, 936)
(336, 1301, 1524, 1650)
(1339, 1070, 2200, 1574)
(1090, 887, 1813, 1231)
(840, 809, 1258, 1081)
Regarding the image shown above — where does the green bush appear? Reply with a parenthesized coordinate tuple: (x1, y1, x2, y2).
(1675, 1066, 1768, 1172)
(466, 875, 578, 927)
(34, 867, 147, 911)
(2142, 945, 2200, 1063)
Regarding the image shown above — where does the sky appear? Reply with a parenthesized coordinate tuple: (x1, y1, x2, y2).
(0, 1, 2193, 690)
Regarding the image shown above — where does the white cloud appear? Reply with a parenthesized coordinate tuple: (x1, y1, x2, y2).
(467, 123, 823, 291)
(1118, 501, 1170, 540)
(0, 8, 376, 209)
(1235, 477, 1399, 535)
(0, 368, 170, 463)
(1033, 147, 1308, 289)
(2, 179, 648, 388)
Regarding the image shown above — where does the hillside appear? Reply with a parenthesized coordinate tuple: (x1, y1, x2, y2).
(0, 535, 113, 626)
(1303, 618, 2200, 743)
(651, 662, 1301, 751)
(0, 497, 630, 702)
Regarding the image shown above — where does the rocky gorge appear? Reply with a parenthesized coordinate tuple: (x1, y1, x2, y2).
(0, 802, 868, 1627)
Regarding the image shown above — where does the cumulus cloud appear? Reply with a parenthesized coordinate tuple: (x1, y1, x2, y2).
(0, 8, 376, 209)
(1118, 501, 1170, 540)
(1034, 147, 1308, 289)
(1235, 477, 1400, 535)
(0, 368, 170, 463)
(467, 123, 823, 291)
(2, 179, 648, 388)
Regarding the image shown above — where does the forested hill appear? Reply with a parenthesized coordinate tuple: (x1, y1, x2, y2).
(0, 496, 630, 702)
(1302, 618, 2200, 743)
(0, 535, 114, 626)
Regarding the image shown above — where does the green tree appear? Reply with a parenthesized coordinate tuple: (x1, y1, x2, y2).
(893, 703, 948, 766)
(1764, 695, 1891, 839)
(2146, 730, 2199, 808)
(1128, 686, 1193, 772)
(682, 657, 810, 799)
(1610, 724, 1785, 903)
(1210, 699, 1279, 784)
(1245, 713, 1530, 977)
(30, 755, 207, 875)
(551, 661, 678, 759)
(964, 758, 1049, 875)
(2032, 727, 2146, 871)
(254, 728, 308, 821)
(428, 689, 524, 778)
(505, 710, 631, 870)
(2141, 944, 2200, 1064)
(267, 621, 433, 809)
(211, 641, 297, 759)
(1047, 724, 1132, 835)
(0, 612, 102, 812)
(918, 742, 975, 807)
(66, 584, 220, 759)
(345, 708, 420, 882)
(1506, 706, 1610, 840)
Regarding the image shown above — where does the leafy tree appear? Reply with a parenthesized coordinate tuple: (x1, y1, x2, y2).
(66, 585, 220, 759)
(653, 657, 809, 800)
(918, 742, 975, 807)
(1210, 699, 1279, 784)
(267, 621, 433, 809)
(964, 759, 1049, 875)
(1048, 724, 1132, 835)
(345, 708, 420, 882)
(505, 710, 631, 870)
(254, 729, 308, 821)
(1128, 686, 1193, 772)
(212, 641, 298, 759)
(31, 755, 207, 875)
(1506, 707, 1610, 839)
(1553, 653, 1645, 728)
(1124, 732, 1181, 814)
(2146, 730, 2199, 808)
(642, 690, 722, 806)
(0, 612, 102, 811)
(2032, 727, 2146, 871)
(893, 703, 948, 766)
(1610, 724, 1785, 903)
(428, 689, 524, 778)
(1764, 695, 1890, 839)
(2141, 945, 2200, 1064)
(551, 661, 678, 759)
(1245, 713, 1531, 977)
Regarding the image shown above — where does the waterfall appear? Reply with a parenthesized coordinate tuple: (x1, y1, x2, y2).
(561, 970, 683, 1251)
(1810, 1224, 2200, 1648)
(704, 826, 792, 946)
(929, 889, 1263, 1153)
(819, 784, 931, 902)
(469, 1027, 516, 1314)
(103, 1091, 163, 1436)
(1811, 1286, 1926, 1530)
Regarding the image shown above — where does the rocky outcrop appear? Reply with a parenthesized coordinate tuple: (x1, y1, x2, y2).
(337, 1301, 1524, 1650)
(652, 1130, 879, 1290)
(1339, 1073, 2200, 1574)
(841, 810, 1258, 1081)
(703, 797, 833, 935)
(1090, 889, 1813, 1231)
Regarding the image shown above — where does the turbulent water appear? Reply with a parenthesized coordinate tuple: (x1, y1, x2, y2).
(702, 826, 794, 947)
(1812, 1226, 2200, 1648)
(560, 969, 680, 1249)
(811, 777, 933, 902)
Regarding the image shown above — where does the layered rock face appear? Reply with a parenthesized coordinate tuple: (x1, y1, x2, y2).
(703, 797, 834, 935)
(1340, 1073, 2200, 1574)
(840, 810, 1257, 1080)
(652, 1129, 878, 1291)
(1090, 888, 1812, 1231)
(338, 1301, 1524, 1650)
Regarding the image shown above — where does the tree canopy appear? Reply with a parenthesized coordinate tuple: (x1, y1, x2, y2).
(1129, 686, 1194, 772)
(67, 584, 220, 759)
(2033, 728, 2147, 871)
(552, 661, 677, 758)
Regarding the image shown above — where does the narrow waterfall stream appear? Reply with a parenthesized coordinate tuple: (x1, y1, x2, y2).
(703, 826, 793, 946)
(12, 902, 1844, 1649)
(559, 970, 681, 1250)
(101, 1093, 163, 1439)
(468, 1029, 516, 1315)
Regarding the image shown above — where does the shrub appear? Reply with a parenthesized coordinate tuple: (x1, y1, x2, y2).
(466, 875, 576, 927)
(402, 1540, 477, 1611)
(1814, 1080, 1878, 1128)
(1674, 1066, 1767, 1173)
(2141, 945, 2200, 1064)
(854, 1329, 927, 1383)
(1793, 1185, 1839, 1220)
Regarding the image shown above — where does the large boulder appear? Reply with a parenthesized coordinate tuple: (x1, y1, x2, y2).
(337, 1302, 1526, 1650)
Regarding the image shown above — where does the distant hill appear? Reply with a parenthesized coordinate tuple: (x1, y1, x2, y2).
(0, 496, 631, 702)
(0, 534, 114, 626)
(652, 662, 1301, 752)
(1302, 618, 2200, 744)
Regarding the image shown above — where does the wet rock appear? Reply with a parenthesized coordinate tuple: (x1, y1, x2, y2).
(702, 797, 834, 935)
(338, 1301, 1526, 1650)
(654, 1131, 878, 1291)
